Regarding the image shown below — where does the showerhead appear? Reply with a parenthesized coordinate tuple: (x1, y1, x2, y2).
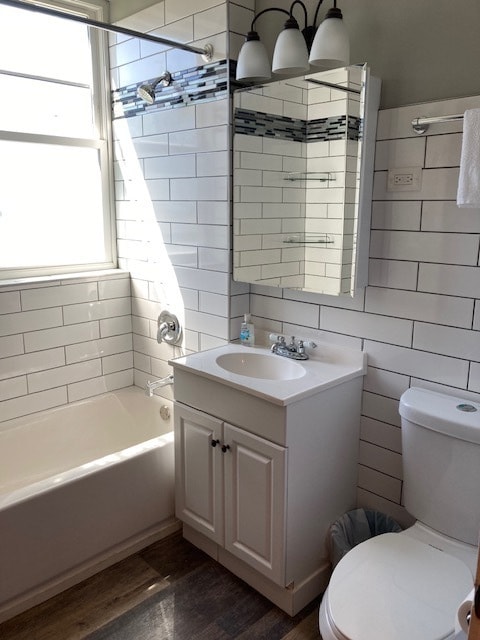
(137, 71, 172, 104)
(137, 84, 156, 104)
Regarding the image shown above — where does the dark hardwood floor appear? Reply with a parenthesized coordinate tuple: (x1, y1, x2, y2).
(0, 532, 322, 640)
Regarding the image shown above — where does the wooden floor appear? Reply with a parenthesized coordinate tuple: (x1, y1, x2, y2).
(0, 532, 322, 640)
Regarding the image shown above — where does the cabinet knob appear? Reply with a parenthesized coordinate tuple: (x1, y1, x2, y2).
(211, 439, 220, 448)
(221, 444, 230, 453)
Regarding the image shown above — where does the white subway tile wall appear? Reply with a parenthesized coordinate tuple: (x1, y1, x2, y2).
(0, 273, 133, 423)
(251, 93, 480, 524)
(111, 0, 239, 405)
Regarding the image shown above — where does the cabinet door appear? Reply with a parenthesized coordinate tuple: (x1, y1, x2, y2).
(223, 423, 287, 585)
(174, 403, 224, 544)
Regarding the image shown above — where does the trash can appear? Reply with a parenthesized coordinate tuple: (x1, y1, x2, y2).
(328, 508, 402, 569)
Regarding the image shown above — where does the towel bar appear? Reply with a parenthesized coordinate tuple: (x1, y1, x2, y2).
(412, 113, 463, 134)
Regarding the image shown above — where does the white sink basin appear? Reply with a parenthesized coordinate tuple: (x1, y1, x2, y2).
(215, 351, 305, 380)
(170, 343, 367, 406)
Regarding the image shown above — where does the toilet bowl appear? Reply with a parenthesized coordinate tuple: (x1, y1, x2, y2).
(319, 387, 480, 640)
(319, 526, 476, 640)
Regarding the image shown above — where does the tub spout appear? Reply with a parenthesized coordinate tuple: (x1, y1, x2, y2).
(145, 374, 174, 397)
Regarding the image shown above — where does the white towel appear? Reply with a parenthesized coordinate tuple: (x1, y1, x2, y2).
(457, 108, 480, 207)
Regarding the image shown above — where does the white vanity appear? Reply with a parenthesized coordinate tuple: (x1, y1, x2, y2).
(170, 342, 366, 615)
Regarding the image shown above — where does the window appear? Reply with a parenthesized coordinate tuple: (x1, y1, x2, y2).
(0, 0, 115, 279)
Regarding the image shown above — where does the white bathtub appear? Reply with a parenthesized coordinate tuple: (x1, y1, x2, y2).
(0, 386, 178, 623)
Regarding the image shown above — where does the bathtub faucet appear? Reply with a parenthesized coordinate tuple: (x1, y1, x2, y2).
(145, 374, 174, 397)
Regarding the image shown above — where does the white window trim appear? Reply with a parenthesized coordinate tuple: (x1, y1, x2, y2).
(0, 0, 117, 281)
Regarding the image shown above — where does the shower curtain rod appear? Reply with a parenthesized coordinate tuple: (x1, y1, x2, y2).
(0, 0, 214, 60)
(412, 113, 463, 134)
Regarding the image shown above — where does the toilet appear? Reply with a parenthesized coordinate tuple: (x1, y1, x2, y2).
(319, 387, 480, 640)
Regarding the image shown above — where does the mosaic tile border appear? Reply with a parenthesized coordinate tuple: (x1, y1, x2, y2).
(234, 108, 361, 142)
(112, 57, 361, 141)
(234, 108, 305, 142)
(112, 59, 229, 119)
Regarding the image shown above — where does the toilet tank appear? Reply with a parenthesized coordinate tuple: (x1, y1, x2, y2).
(399, 387, 480, 546)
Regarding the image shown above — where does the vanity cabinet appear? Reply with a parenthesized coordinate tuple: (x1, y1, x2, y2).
(170, 344, 366, 616)
(174, 403, 286, 585)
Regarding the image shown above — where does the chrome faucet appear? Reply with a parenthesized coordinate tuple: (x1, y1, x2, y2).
(145, 374, 174, 397)
(270, 335, 316, 361)
(271, 336, 290, 356)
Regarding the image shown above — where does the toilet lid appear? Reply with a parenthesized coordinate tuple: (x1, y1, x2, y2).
(328, 533, 473, 640)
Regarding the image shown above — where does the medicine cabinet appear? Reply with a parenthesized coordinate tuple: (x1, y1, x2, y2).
(233, 64, 381, 296)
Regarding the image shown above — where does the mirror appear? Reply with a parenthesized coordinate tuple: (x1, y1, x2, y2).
(233, 64, 381, 296)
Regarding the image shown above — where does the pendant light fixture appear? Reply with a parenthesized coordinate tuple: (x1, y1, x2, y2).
(309, 1, 349, 69)
(236, 28, 274, 82)
(272, 3, 309, 75)
(235, 0, 349, 83)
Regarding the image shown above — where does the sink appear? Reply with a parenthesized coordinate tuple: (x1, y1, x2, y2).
(215, 351, 305, 380)
(170, 343, 367, 406)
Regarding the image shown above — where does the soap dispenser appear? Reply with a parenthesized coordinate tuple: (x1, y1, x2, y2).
(240, 314, 255, 346)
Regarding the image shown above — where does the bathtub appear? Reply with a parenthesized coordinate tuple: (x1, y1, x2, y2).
(0, 386, 178, 623)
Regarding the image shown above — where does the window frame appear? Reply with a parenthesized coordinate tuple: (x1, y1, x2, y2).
(0, 0, 116, 281)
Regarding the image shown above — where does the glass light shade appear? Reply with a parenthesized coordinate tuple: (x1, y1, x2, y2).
(236, 38, 271, 82)
(272, 27, 309, 75)
(308, 16, 350, 69)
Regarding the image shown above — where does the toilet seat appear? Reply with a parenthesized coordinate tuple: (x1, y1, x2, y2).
(324, 533, 472, 640)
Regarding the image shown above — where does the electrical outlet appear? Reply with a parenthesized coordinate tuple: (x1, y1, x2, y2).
(393, 172, 414, 185)
(387, 167, 423, 192)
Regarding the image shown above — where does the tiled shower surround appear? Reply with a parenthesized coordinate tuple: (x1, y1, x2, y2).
(0, 0, 479, 526)
(0, 272, 133, 422)
(112, 59, 229, 119)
